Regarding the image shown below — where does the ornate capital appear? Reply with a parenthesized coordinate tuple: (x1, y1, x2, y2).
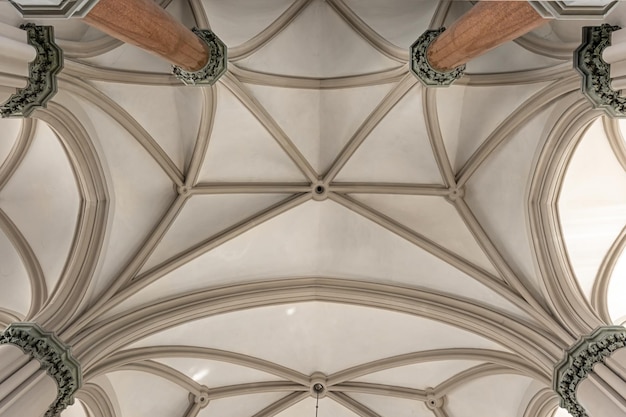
(554, 326, 626, 417)
(574, 24, 626, 118)
(172, 28, 227, 86)
(529, 1, 618, 20)
(9, 0, 100, 18)
(410, 28, 465, 88)
(0, 323, 81, 417)
(0, 24, 63, 118)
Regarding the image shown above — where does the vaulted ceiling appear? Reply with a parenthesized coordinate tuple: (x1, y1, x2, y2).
(1, 1, 626, 417)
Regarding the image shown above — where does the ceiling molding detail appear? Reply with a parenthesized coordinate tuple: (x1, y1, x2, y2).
(326, 0, 407, 62)
(8, 0, 100, 18)
(0, 207, 46, 318)
(528, 94, 612, 339)
(529, 96, 605, 337)
(603, 116, 626, 172)
(523, 388, 560, 417)
(76, 383, 118, 417)
(514, 32, 576, 61)
(69, 278, 563, 373)
(227, 0, 311, 61)
(591, 224, 626, 324)
(529, 1, 618, 20)
(29, 101, 109, 329)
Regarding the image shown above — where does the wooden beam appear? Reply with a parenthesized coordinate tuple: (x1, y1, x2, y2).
(427, 1, 547, 72)
(83, 0, 208, 71)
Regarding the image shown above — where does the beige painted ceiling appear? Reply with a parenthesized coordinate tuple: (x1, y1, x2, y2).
(1, 1, 626, 417)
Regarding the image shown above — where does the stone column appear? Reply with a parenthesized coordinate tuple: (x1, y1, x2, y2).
(0, 323, 81, 417)
(554, 326, 626, 417)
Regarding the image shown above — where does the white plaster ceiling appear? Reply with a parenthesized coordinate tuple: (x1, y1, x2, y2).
(1, 1, 625, 417)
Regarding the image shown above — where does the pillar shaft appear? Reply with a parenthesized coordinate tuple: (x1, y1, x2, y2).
(0, 323, 81, 417)
(83, 0, 209, 72)
(0, 21, 34, 107)
(0, 22, 36, 78)
(576, 348, 626, 416)
(427, 1, 547, 71)
(0, 345, 58, 417)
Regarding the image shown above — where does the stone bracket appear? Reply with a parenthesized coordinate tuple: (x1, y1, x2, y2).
(574, 24, 626, 118)
(410, 28, 465, 88)
(172, 28, 227, 86)
(554, 326, 626, 417)
(0, 24, 63, 119)
(0, 323, 81, 417)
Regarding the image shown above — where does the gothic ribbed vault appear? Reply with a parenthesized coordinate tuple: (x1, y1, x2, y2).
(0, 1, 626, 417)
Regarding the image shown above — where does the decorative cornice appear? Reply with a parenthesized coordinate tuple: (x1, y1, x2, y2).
(409, 28, 465, 88)
(554, 326, 626, 417)
(0, 24, 63, 118)
(8, 0, 100, 18)
(172, 28, 227, 86)
(0, 323, 81, 417)
(529, 1, 618, 20)
(574, 24, 626, 118)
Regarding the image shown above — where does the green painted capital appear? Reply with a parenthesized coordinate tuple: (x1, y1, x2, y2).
(409, 28, 465, 88)
(574, 24, 626, 118)
(172, 28, 227, 86)
(0, 24, 63, 118)
(0, 322, 81, 417)
(554, 326, 626, 417)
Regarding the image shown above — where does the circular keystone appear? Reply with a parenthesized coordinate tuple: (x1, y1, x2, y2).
(189, 391, 210, 408)
(309, 372, 328, 398)
(196, 393, 210, 407)
(311, 183, 328, 201)
(425, 395, 443, 410)
(446, 186, 465, 202)
(177, 184, 192, 197)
